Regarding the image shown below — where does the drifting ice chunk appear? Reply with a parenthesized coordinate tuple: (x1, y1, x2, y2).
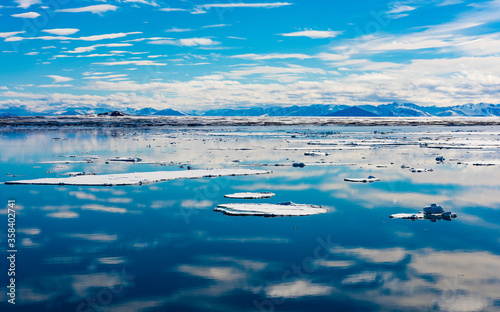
(214, 201, 327, 217)
(4, 169, 270, 186)
(390, 203, 457, 222)
(304, 152, 329, 156)
(62, 172, 97, 176)
(390, 212, 424, 220)
(344, 175, 380, 183)
(107, 157, 142, 163)
(224, 192, 275, 199)
(409, 168, 433, 173)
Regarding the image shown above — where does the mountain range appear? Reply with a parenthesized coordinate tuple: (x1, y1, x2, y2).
(1, 103, 500, 117)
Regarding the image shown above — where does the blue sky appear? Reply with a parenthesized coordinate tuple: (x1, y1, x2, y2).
(1, 0, 500, 112)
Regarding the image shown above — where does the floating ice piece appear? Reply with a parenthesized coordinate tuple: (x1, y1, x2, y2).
(390, 203, 457, 222)
(344, 175, 380, 183)
(304, 152, 329, 156)
(409, 168, 433, 173)
(61, 172, 97, 176)
(214, 201, 327, 217)
(107, 157, 142, 162)
(224, 192, 275, 199)
(389, 212, 424, 220)
(5, 169, 270, 186)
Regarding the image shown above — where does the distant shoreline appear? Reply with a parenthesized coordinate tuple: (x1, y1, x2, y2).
(1, 116, 499, 128)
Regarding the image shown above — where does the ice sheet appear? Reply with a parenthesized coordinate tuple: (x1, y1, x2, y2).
(214, 202, 328, 216)
(224, 192, 276, 199)
(5, 169, 270, 186)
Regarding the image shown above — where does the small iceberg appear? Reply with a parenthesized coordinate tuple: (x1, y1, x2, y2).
(61, 172, 98, 176)
(390, 203, 457, 222)
(107, 157, 142, 163)
(409, 168, 433, 173)
(344, 175, 380, 183)
(304, 152, 329, 156)
(214, 201, 327, 217)
(224, 192, 275, 199)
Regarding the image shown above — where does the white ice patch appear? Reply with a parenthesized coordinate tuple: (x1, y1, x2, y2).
(344, 176, 380, 183)
(214, 201, 328, 217)
(224, 192, 275, 199)
(5, 169, 270, 186)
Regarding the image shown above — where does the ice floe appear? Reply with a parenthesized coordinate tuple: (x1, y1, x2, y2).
(224, 192, 275, 199)
(344, 176, 380, 183)
(214, 201, 328, 217)
(61, 172, 97, 176)
(304, 152, 329, 156)
(390, 204, 457, 222)
(409, 168, 433, 173)
(5, 169, 270, 186)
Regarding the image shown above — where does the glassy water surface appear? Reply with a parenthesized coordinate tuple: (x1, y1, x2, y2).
(1, 125, 499, 312)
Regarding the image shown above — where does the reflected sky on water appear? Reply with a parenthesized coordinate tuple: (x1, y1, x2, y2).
(0, 125, 499, 312)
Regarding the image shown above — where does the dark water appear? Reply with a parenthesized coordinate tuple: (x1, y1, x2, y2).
(1, 125, 499, 312)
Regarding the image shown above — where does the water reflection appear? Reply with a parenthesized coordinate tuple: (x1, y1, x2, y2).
(0, 126, 499, 311)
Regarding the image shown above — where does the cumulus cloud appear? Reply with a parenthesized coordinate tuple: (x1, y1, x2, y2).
(46, 75, 74, 83)
(0, 31, 25, 38)
(11, 12, 40, 18)
(231, 53, 313, 60)
(92, 60, 167, 66)
(148, 37, 220, 47)
(165, 27, 194, 33)
(66, 43, 133, 54)
(280, 30, 342, 39)
(159, 8, 188, 12)
(193, 2, 292, 13)
(56, 4, 118, 14)
(122, 0, 159, 6)
(42, 28, 80, 36)
(14, 0, 41, 9)
(4, 32, 141, 43)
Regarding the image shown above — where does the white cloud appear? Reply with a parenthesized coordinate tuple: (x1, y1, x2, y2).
(42, 28, 79, 36)
(66, 43, 132, 54)
(92, 60, 167, 66)
(165, 27, 194, 32)
(194, 2, 292, 14)
(148, 37, 220, 47)
(202, 24, 230, 29)
(11, 12, 40, 18)
(4, 32, 141, 43)
(15, 0, 41, 9)
(38, 84, 73, 88)
(56, 4, 118, 14)
(159, 7, 188, 12)
(387, 5, 416, 14)
(46, 75, 74, 83)
(280, 30, 342, 39)
(24, 51, 39, 55)
(122, 0, 159, 6)
(0, 31, 25, 38)
(231, 53, 313, 60)
(83, 74, 128, 80)
(316, 52, 348, 61)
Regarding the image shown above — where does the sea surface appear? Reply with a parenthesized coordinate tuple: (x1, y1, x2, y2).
(1, 124, 500, 312)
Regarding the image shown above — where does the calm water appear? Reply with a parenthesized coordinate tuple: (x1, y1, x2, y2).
(1, 125, 500, 312)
